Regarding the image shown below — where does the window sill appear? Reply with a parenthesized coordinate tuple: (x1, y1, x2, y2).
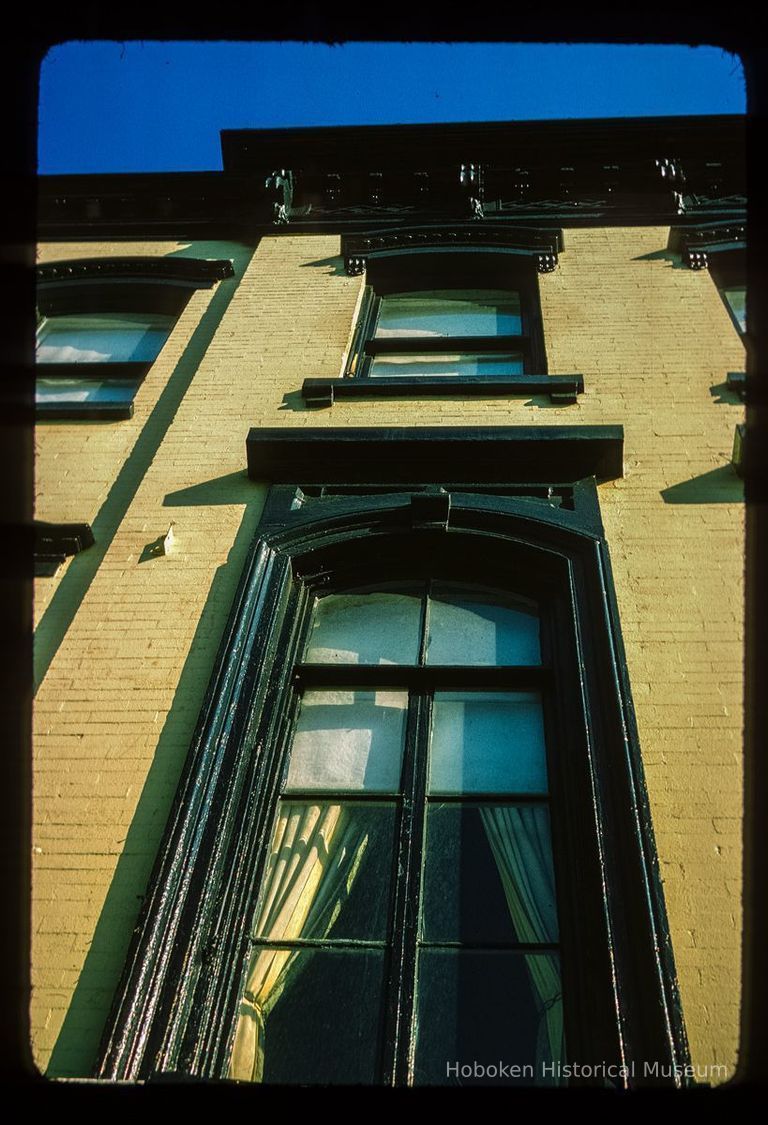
(36, 401, 135, 421)
(302, 374, 584, 408)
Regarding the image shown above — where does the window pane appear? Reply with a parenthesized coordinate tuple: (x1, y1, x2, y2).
(428, 692, 548, 795)
(369, 354, 525, 378)
(252, 802, 396, 942)
(722, 286, 746, 333)
(36, 378, 139, 405)
(305, 589, 422, 664)
(422, 804, 558, 943)
(229, 948, 385, 1084)
(285, 690, 408, 793)
(426, 586, 541, 666)
(375, 290, 522, 337)
(36, 312, 173, 363)
(413, 950, 565, 1085)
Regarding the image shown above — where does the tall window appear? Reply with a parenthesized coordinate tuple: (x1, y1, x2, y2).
(228, 581, 562, 1086)
(97, 470, 687, 1088)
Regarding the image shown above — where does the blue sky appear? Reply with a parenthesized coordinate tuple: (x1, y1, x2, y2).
(38, 42, 746, 174)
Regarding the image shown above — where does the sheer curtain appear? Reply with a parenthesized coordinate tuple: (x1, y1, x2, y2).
(480, 806, 564, 1076)
(228, 804, 370, 1082)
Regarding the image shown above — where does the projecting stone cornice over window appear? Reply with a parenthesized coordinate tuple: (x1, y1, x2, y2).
(245, 426, 624, 486)
(340, 226, 564, 277)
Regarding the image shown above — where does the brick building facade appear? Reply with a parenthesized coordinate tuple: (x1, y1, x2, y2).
(32, 116, 746, 1085)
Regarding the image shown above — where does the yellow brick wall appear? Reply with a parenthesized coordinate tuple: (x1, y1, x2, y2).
(32, 229, 744, 1080)
(33, 240, 254, 679)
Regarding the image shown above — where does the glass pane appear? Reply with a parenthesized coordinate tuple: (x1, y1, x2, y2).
(375, 290, 522, 337)
(252, 802, 396, 942)
(305, 588, 422, 664)
(422, 804, 558, 943)
(285, 690, 408, 792)
(723, 286, 746, 333)
(36, 312, 173, 363)
(413, 950, 565, 1085)
(35, 378, 139, 405)
(229, 948, 385, 1084)
(426, 586, 540, 666)
(429, 692, 547, 795)
(369, 354, 525, 378)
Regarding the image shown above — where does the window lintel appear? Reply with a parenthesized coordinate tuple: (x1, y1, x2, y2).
(245, 425, 624, 487)
(341, 225, 563, 276)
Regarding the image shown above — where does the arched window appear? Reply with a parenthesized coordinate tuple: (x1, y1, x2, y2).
(96, 458, 688, 1088)
(228, 582, 560, 1085)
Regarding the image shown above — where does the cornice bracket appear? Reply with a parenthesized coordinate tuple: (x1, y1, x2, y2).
(346, 256, 367, 277)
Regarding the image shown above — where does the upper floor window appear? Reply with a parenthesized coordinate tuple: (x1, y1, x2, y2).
(345, 252, 547, 381)
(367, 288, 525, 379)
(36, 310, 176, 415)
(35, 256, 234, 420)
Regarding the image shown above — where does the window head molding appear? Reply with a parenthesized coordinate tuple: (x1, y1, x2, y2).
(36, 256, 235, 287)
(96, 480, 688, 1086)
(246, 425, 624, 486)
(341, 225, 564, 277)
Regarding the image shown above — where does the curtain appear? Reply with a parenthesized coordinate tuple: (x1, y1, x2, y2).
(480, 806, 565, 1080)
(228, 802, 370, 1082)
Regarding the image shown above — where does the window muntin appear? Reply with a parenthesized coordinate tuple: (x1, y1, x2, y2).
(229, 582, 563, 1086)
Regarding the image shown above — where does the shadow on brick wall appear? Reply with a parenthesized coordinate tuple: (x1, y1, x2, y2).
(34, 244, 254, 693)
(44, 492, 266, 1078)
(661, 466, 744, 504)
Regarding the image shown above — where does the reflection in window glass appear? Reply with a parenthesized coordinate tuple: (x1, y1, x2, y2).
(35, 378, 140, 405)
(429, 692, 547, 794)
(285, 690, 408, 792)
(422, 804, 558, 943)
(426, 586, 541, 666)
(36, 312, 174, 364)
(722, 286, 746, 334)
(369, 354, 525, 378)
(414, 950, 564, 1085)
(375, 290, 522, 338)
(305, 589, 422, 665)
